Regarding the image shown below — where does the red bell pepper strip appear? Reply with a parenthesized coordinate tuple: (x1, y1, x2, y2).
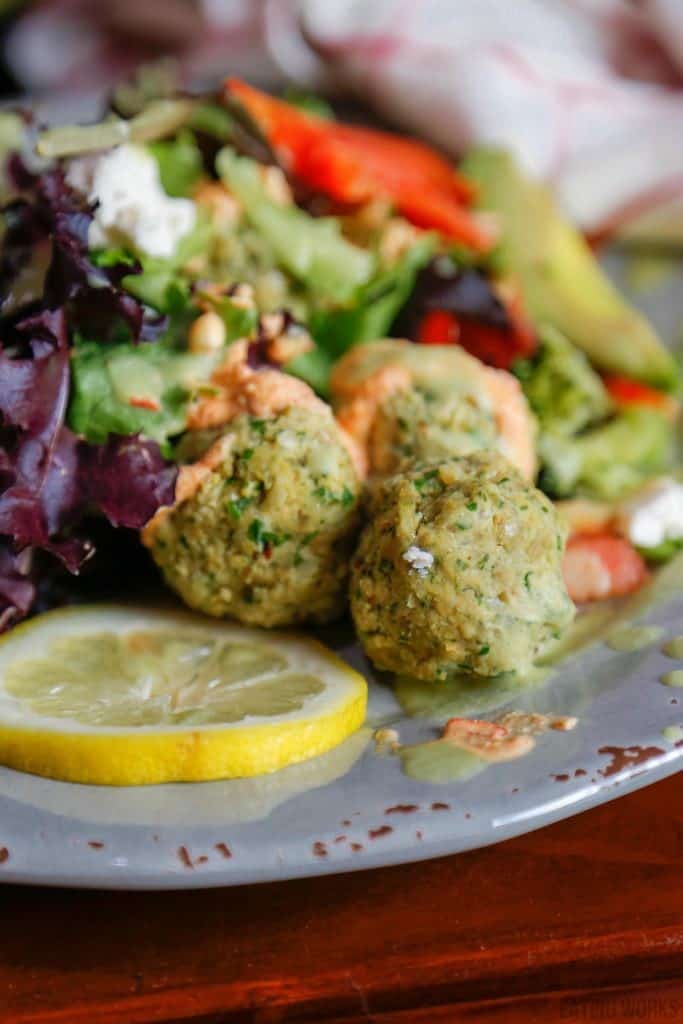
(603, 374, 680, 420)
(416, 289, 536, 369)
(418, 310, 460, 346)
(225, 78, 492, 252)
(418, 314, 535, 369)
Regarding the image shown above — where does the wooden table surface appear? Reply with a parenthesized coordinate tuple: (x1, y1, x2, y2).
(1, 773, 681, 1024)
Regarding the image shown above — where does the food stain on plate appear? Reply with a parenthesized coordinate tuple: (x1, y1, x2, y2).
(398, 711, 577, 783)
(597, 744, 665, 777)
(661, 670, 683, 688)
(663, 636, 683, 659)
(605, 624, 663, 652)
(393, 666, 550, 722)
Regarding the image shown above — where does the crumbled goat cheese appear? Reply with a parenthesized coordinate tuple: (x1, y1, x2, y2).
(66, 143, 196, 259)
(402, 545, 434, 575)
(617, 477, 683, 549)
(276, 429, 298, 450)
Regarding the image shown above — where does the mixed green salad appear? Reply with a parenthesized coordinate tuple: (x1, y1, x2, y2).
(0, 70, 680, 633)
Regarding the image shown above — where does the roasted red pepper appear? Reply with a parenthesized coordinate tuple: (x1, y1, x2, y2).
(225, 78, 492, 252)
(417, 309, 460, 346)
(415, 288, 536, 369)
(603, 374, 679, 420)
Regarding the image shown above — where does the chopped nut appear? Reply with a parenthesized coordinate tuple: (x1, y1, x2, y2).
(259, 165, 293, 205)
(193, 180, 240, 227)
(183, 255, 207, 276)
(374, 726, 401, 754)
(195, 281, 256, 314)
(341, 197, 393, 246)
(260, 312, 287, 339)
(379, 217, 422, 264)
(227, 282, 256, 309)
(474, 211, 501, 245)
(188, 311, 226, 354)
(550, 715, 578, 732)
(268, 326, 314, 365)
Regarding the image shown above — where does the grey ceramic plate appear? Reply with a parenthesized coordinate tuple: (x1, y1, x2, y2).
(0, 588, 681, 889)
(0, 254, 681, 891)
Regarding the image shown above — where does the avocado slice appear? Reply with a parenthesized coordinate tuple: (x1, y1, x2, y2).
(538, 406, 674, 500)
(461, 148, 680, 393)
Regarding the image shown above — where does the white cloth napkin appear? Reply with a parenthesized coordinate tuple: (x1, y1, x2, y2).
(7, 0, 683, 238)
(285, 0, 683, 238)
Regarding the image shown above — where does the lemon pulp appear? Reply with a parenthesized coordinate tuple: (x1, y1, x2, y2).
(6, 631, 323, 726)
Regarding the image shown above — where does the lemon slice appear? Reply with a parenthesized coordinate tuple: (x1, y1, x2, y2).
(0, 606, 367, 786)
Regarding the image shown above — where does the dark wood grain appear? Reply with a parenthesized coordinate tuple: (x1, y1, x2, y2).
(1, 774, 682, 1024)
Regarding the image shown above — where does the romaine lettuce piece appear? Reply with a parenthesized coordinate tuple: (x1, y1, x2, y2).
(188, 102, 234, 140)
(515, 325, 611, 437)
(119, 214, 212, 313)
(194, 286, 259, 340)
(287, 237, 434, 394)
(309, 235, 435, 359)
(216, 148, 374, 303)
(285, 347, 336, 397)
(149, 132, 203, 197)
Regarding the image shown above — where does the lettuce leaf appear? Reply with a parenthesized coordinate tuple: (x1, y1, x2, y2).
(217, 148, 374, 303)
(188, 102, 234, 141)
(149, 131, 203, 197)
(194, 286, 259, 340)
(309, 236, 435, 358)
(0, 308, 85, 568)
(285, 347, 336, 397)
(80, 434, 178, 528)
(0, 543, 35, 631)
(0, 307, 178, 629)
(514, 325, 611, 437)
(119, 214, 213, 313)
(288, 237, 434, 394)
(68, 336, 218, 452)
(637, 537, 683, 564)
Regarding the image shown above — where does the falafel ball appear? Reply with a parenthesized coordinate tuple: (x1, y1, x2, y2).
(350, 451, 574, 680)
(147, 406, 361, 627)
(370, 383, 498, 476)
(331, 339, 536, 479)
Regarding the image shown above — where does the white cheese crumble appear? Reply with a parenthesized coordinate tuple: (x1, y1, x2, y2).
(617, 477, 683, 549)
(276, 429, 298, 451)
(66, 143, 196, 259)
(402, 545, 434, 576)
